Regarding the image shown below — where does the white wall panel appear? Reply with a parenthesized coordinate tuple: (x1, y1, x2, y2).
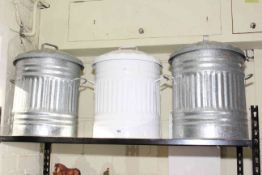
(232, 0, 262, 33)
(68, 0, 221, 41)
(169, 147, 220, 175)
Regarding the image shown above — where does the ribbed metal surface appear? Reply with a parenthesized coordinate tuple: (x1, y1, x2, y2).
(14, 47, 84, 67)
(170, 45, 248, 140)
(12, 57, 82, 137)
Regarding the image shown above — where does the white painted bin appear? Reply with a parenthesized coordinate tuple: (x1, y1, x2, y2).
(92, 48, 161, 138)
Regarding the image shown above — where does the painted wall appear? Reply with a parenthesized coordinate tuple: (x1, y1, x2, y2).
(0, 0, 39, 135)
(39, 0, 262, 50)
(0, 0, 42, 174)
(0, 0, 262, 175)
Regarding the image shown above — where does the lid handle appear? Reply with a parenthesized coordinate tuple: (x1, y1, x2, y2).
(41, 43, 59, 50)
(119, 46, 138, 50)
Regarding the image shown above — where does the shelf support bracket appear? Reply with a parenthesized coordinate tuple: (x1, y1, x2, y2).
(43, 143, 51, 175)
(251, 105, 261, 175)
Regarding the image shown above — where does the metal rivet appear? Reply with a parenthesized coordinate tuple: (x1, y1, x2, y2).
(138, 28, 144, 34)
(250, 22, 256, 29)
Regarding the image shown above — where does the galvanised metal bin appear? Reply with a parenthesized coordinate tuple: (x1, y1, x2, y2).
(12, 43, 84, 137)
(169, 41, 248, 140)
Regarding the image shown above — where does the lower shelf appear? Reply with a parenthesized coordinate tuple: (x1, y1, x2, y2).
(1, 105, 259, 175)
(0, 136, 251, 146)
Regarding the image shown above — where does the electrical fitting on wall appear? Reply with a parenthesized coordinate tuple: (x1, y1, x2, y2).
(11, 0, 49, 38)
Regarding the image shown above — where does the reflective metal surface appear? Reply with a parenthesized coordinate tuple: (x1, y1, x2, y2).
(169, 41, 248, 140)
(14, 46, 84, 68)
(169, 41, 245, 63)
(12, 52, 83, 137)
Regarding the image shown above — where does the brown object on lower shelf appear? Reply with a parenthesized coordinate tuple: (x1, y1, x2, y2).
(103, 168, 110, 175)
(53, 163, 81, 175)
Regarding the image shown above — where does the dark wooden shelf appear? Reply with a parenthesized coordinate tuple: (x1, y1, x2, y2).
(0, 136, 251, 147)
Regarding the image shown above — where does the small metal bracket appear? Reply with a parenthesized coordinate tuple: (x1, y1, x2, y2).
(251, 105, 261, 175)
(38, 1, 50, 9)
(43, 143, 52, 175)
(244, 49, 255, 61)
(237, 147, 244, 175)
(202, 35, 209, 41)
(19, 24, 25, 38)
(250, 22, 257, 29)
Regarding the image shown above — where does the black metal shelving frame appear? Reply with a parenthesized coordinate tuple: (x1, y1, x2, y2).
(0, 105, 260, 175)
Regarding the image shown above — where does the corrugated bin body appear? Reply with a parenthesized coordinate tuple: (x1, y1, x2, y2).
(93, 49, 161, 138)
(169, 41, 248, 140)
(12, 44, 84, 137)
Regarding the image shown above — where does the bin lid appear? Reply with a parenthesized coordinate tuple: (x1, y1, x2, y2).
(93, 48, 161, 65)
(169, 41, 246, 64)
(14, 44, 84, 69)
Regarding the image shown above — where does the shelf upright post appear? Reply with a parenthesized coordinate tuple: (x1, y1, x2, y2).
(251, 105, 261, 175)
(43, 143, 51, 175)
(237, 146, 244, 175)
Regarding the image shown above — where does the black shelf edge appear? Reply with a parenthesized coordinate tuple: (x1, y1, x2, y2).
(0, 136, 251, 147)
